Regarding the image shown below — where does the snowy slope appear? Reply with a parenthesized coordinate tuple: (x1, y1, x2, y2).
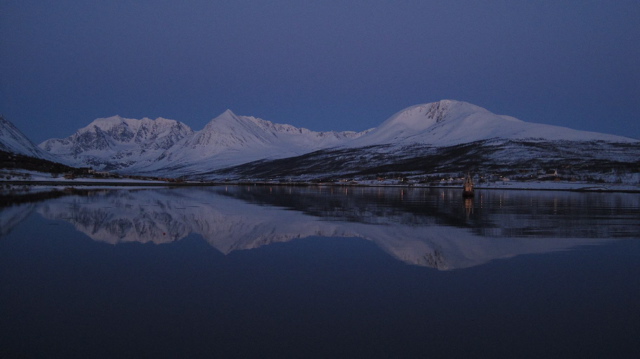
(36, 100, 638, 177)
(0, 116, 51, 159)
(351, 100, 636, 147)
(145, 109, 365, 174)
(39, 115, 194, 170)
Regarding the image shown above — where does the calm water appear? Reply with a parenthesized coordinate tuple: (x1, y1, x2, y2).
(1, 186, 639, 358)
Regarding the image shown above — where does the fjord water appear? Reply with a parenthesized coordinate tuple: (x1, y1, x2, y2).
(1, 186, 639, 358)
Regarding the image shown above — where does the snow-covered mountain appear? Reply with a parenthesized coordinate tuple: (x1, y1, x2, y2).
(35, 100, 639, 178)
(350, 100, 635, 147)
(0, 115, 51, 158)
(39, 110, 366, 174)
(142, 109, 365, 176)
(210, 101, 639, 182)
(39, 115, 194, 171)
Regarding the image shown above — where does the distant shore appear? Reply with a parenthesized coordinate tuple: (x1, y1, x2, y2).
(2, 178, 639, 193)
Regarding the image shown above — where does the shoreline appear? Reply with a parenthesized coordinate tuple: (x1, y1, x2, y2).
(2, 179, 639, 193)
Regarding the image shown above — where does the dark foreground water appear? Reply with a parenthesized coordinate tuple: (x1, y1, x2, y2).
(1, 186, 639, 358)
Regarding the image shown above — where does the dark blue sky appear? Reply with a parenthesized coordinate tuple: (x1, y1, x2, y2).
(2, 0, 639, 143)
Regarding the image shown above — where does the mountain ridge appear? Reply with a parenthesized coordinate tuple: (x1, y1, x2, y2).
(349, 100, 636, 147)
(39, 115, 194, 171)
(3, 100, 638, 181)
(38, 108, 370, 174)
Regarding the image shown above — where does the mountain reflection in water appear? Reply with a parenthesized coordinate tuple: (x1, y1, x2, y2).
(3, 186, 638, 270)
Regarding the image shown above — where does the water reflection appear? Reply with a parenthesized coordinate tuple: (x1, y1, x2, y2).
(2, 186, 639, 270)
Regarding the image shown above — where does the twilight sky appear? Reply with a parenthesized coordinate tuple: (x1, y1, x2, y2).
(1, 0, 639, 143)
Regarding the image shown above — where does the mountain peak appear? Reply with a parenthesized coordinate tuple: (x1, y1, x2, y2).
(37, 115, 194, 169)
(384, 100, 487, 126)
(376, 100, 469, 130)
(352, 100, 487, 145)
(352, 99, 636, 147)
(213, 109, 239, 121)
(203, 109, 244, 128)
